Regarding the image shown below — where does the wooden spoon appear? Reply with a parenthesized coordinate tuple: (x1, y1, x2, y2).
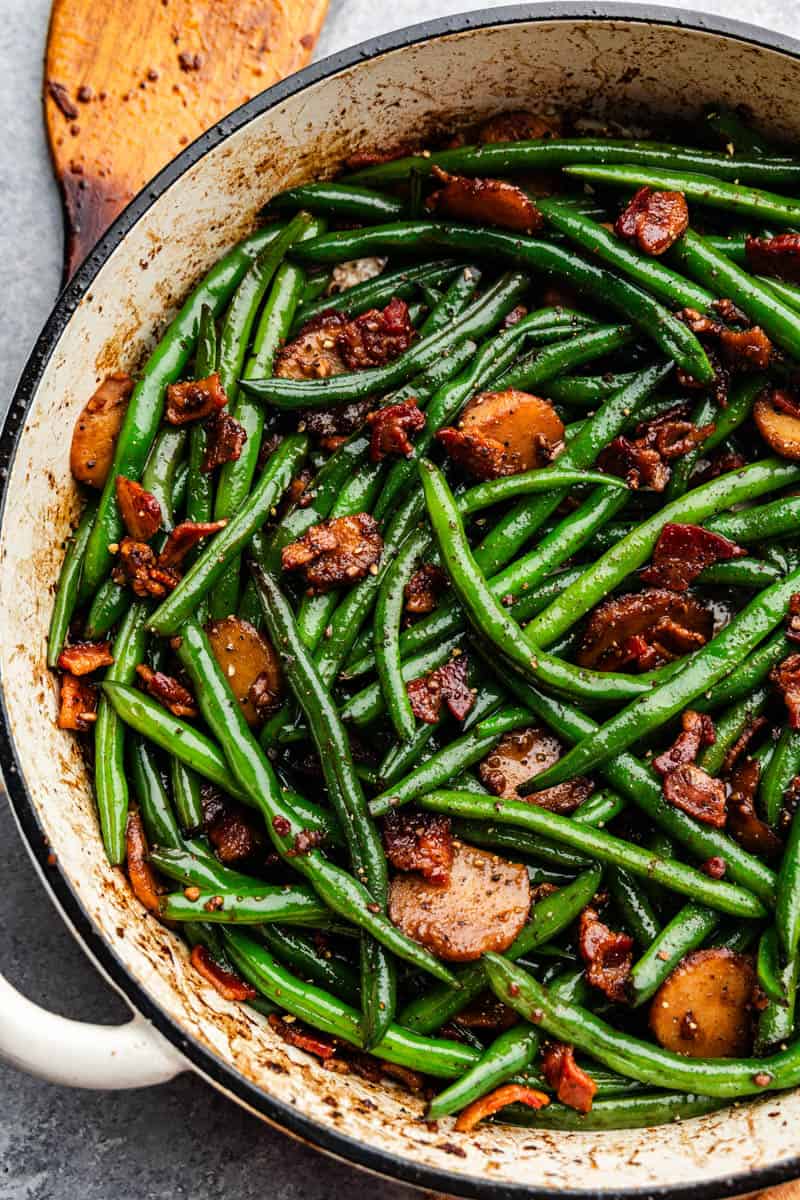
(44, 0, 328, 281)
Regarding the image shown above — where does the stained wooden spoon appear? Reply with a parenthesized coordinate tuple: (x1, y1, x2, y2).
(44, 0, 328, 281)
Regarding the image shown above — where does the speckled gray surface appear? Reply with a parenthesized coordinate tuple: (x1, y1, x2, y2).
(0, 1, 797, 1196)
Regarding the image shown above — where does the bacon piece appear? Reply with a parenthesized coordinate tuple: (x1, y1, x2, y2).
(653, 710, 716, 776)
(719, 326, 773, 370)
(281, 513, 383, 594)
(437, 427, 521, 480)
(383, 809, 453, 886)
(190, 944, 256, 1001)
(202, 411, 247, 472)
(57, 673, 98, 731)
(345, 141, 421, 169)
(112, 538, 181, 598)
(70, 372, 133, 488)
(771, 654, 800, 730)
(165, 373, 228, 425)
(298, 398, 372, 441)
(541, 1043, 597, 1114)
(276, 311, 349, 381)
(426, 167, 543, 234)
(503, 304, 528, 328)
(598, 435, 670, 491)
(578, 590, 712, 673)
(479, 726, 593, 813)
(722, 714, 767, 775)
(726, 757, 783, 857)
(615, 187, 689, 256)
(338, 297, 416, 370)
(440, 390, 564, 481)
(136, 663, 197, 718)
(157, 520, 227, 568)
(662, 764, 727, 828)
(126, 809, 161, 914)
(641, 522, 747, 592)
(366, 399, 425, 461)
(404, 563, 448, 615)
(248, 670, 282, 722)
(406, 654, 474, 724)
(201, 791, 265, 863)
(478, 110, 562, 143)
(268, 1012, 336, 1059)
(454, 1084, 549, 1132)
(115, 476, 162, 541)
(746, 233, 800, 284)
(57, 640, 113, 675)
(578, 907, 633, 1003)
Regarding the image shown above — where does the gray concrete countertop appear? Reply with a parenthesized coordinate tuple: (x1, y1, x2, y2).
(0, 1, 795, 1195)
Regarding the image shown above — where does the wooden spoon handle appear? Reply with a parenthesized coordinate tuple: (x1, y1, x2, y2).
(44, 0, 328, 281)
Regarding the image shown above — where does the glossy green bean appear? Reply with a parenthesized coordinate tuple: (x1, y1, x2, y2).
(129, 734, 183, 850)
(169, 758, 204, 834)
(268, 180, 404, 222)
(761, 727, 800, 827)
(290, 260, 458, 330)
(776, 804, 800, 962)
(608, 867, 661, 947)
(148, 845, 278, 893)
(698, 687, 770, 776)
(161, 887, 333, 926)
(373, 529, 424, 742)
(500, 1092, 727, 1130)
(492, 324, 634, 392)
(47, 499, 98, 667)
(708, 495, 800, 545)
(259, 925, 360, 1003)
(628, 902, 720, 1006)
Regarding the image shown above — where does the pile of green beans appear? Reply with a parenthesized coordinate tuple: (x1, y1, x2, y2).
(50, 112, 800, 1135)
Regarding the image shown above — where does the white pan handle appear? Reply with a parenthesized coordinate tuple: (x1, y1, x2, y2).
(0, 971, 185, 1089)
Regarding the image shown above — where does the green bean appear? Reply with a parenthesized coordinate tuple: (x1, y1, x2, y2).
(185, 304, 218, 618)
(756, 952, 799, 1054)
(421, 790, 764, 918)
(491, 324, 634, 392)
(94, 603, 150, 864)
(459, 466, 626, 515)
(698, 687, 770, 776)
(761, 727, 800, 827)
(757, 928, 787, 1004)
(628, 902, 720, 1006)
(292, 223, 712, 382)
(698, 630, 790, 712)
(80, 223, 289, 598)
(339, 638, 463, 727)
(538, 196, 715, 310)
(500, 1092, 727, 1130)
(148, 434, 307, 635)
(47, 499, 98, 667)
(253, 566, 395, 1045)
(574, 789, 627, 827)
(567, 162, 800, 228)
(169, 758, 204, 834)
(174, 619, 456, 985)
(428, 1025, 540, 1120)
(243, 271, 530, 407)
(706, 107, 772, 155)
(399, 866, 602, 1036)
(541, 372, 640, 407)
(268, 180, 404, 222)
(698, 559, 781, 589)
(373, 528, 424, 742)
(708, 495, 800, 545)
(129, 734, 183, 850)
(148, 845, 279, 893)
(486, 954, 800, 1098)
(258, 925, 360, 1003)
(161, 887, 335, 926)
(777, 803, 800, 962)
(670, 229, 800, 360)
(481, 670, 777, 907)
(524, 437, 798, 650)
(452, 818, 591, 873)
(223, 930, 475, 1077)
(343, 138, 800, 186)
(420, 265, 481, 334)
(290, 260, 458, 330)
(608, 867, 661, 947)
(526, 560, 800, 790)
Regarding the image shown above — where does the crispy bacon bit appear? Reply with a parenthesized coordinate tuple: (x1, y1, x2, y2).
(377, 1061, 426, 1093)
(598, 435, 670, 491)
(479, 726, 593, 813)
(615, 187, 688, 256)
(578, 590, 712, 673)
(746, 233, 800, 284)
(112, 538, 181, 598)
(426, 167, 543, 234)
(298, 398, 372, 441)
(339, 297, 416, 370)
(662, 764, 727, 828)
(136, 663, 197, 718)
(437, 426, 521, 479)
(719, 326, 773, 371)
(653, 710, 716, 776)
(209, 804, 264, 863)
(190, 944, 256, 1001)
(404, 563, 448, 615)
(642, 522, 747, 593)
(454, 1084, 549, 1133)
(383, 809, 453, 886)
(70, 372, 133, 489)
(366, 400, 425, 461)
(57, 673, 97, 731)
(286, 828, 326, 857)
(276, 311, 349, 381)
(57, 640, 113, 675)
(165, 373, 228, 425)
(722, 714, 767, 774)
(771, 654, 800, 730)
(115, 476, 162, 541)
(773, 390, 800, 421)
(478, 110, 562, 143)
(157, 520, 227, 568)
(268, 1013, 336, 1059)
(126, 809, 161, 914)
(541, 1043, 597, 1114)
(578, 907, 633, 1003)
(281, 513, 383, 593)
(345, 141, 421, 169)
(407, 654, 474, 724)
(202, 411, 247, 472)
(702, 856, 727, 879)
(248, 670, 281, 721)
(726, 757, 783, 857)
